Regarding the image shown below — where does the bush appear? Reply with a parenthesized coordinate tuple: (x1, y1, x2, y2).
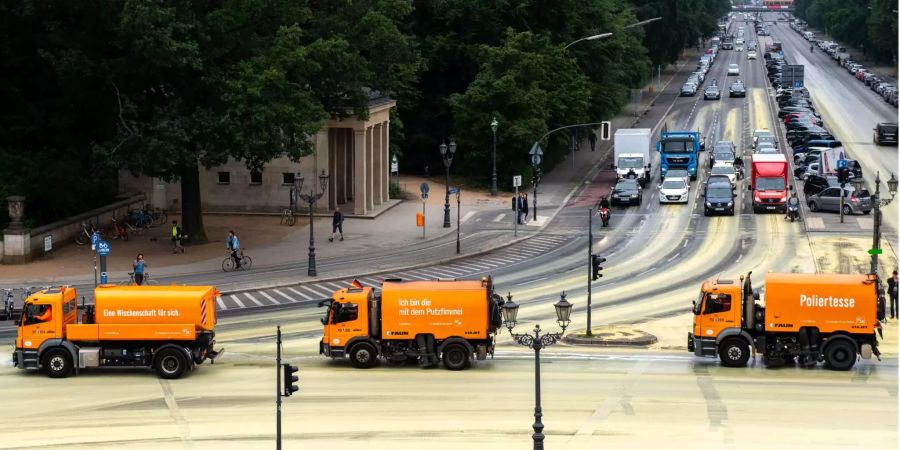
(389, 181, 402, 199)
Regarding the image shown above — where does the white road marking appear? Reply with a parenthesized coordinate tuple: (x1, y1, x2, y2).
(398, 272, 429, 281)
(324, 282, 345, 291)
(667, 253, 681, 262)
(287, 287, 313, 301)
(230, 295, 245, 308)
(216, 297, 227, 310)
(258, 291, 280, 305)
(493, 213, 506, 223)
(461, 211, 476, 223)
(273, 289, 297, 303)
(303, 284, 335, 298)
(243, 292, 264, 307)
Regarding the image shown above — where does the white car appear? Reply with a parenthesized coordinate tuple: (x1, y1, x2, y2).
(710, 162, 737, 187)
(727, 64, 740, 76)
(752, 129, 772, 147)
(747, 50, 757, 60)
(659, 178, 690, 204)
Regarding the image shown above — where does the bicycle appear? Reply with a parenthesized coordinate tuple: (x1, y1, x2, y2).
(222, 248, 253, 272)
(74, 222, 104, 245)
(1, 289, 15, 321)
(122, 272, 159, 286)
(280, 208, 296, 226)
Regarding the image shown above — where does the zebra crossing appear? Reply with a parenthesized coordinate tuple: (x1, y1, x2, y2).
(216, 234, 571, 312)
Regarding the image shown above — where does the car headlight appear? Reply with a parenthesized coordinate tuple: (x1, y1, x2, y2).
(727, 201, 734, 206)
(705, 201, 712, 207)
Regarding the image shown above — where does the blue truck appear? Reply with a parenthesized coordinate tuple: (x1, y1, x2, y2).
(657, 131, 704, 181)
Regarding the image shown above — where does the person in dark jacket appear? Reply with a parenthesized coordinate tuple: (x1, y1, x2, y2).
(518, 193, 529, 223)
(888, 270, 898, 319)
(328, 207, 344, 242)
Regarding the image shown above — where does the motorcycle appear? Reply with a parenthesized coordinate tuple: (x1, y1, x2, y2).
(787, 201, 800, 222)
(599, 207, 611, 227)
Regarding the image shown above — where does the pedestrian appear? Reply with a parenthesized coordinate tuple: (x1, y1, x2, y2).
(171, 220, 184, 254)
(132, 253, 146, 285)
(520, 192, 530, 223)
(226, 230, 241, 269)
(888, 270, 899, 319)
(588, 131, 597, 152)
(328, 206, 344, 242)
(424, 163, 430, 179)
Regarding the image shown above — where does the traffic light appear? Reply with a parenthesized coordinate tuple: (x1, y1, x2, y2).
(600, 121, 612, 141)
(282, 363, 299, 397)
(837, 167, 850, 184)
(591, 254, 606, 281)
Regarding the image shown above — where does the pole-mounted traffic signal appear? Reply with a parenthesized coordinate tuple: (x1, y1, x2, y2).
(591, 254, 606, 281)
(837, 167, 850, 184)
(282, 363, 299, 397)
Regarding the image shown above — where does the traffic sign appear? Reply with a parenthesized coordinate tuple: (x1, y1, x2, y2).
(391, 155, 399, 174)
(449, 187, 460, 195)
(91, 231, 100, 251)
(868, 248, 883, 255)
(96, 240, 111, 256)
(513, 175, 522, 188)
(837, 159, 848, 169)
(420, 182, 429, 199)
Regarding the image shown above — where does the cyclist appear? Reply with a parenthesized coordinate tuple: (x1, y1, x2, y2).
(132, 253, 146, 285)
(809, 44, 814, 53)
(226, 230, 241, 269)
(171, 220, 184, 254)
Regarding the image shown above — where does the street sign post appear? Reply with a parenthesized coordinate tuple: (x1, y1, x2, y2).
(513, 175, 522, 236)
(868, 248, 883, 255)
(96, 240, 111, 284)
(91, 231, 99, 251)
(837, 159, 848, 169)
(512, 175, 522, 188)
(420, 182, 429, 239)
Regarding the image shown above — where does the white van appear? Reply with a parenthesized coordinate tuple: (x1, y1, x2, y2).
(804, 31, 814, 41)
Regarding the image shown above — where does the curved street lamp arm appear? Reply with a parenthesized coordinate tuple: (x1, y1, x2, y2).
(534, 122, 607, 146)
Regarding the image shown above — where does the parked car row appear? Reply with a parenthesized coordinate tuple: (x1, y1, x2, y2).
(683, 45, 720, 96)
(789, 17, 898, 107)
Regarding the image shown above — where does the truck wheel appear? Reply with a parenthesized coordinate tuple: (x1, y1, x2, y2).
(718, 337, 751, 367)
(442, 344, 471, 371)
(155, 348, 188, 379)
(42, 348, 73, 378)
(349, 342, 378, 369)
(824, 340, 856, 371)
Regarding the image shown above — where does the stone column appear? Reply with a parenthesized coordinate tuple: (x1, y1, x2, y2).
(3, 196, 31, 264)
(335, 130, 346, 205)
(365, 125, 375, 212)
(382, 120, 390, 202)
(373, 123, 383, 205)
(353, 128, 367, 215)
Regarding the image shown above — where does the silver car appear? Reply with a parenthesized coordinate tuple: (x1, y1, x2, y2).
(807, 186, 873, 215)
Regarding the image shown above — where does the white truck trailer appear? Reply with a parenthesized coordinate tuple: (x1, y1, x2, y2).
(612, 128, 652, 185)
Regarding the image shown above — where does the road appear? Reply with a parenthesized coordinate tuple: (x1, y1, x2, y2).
(1, 15, 897, 449)
(1, 306, 896, 450)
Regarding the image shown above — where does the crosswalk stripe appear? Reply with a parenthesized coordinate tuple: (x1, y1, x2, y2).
(493, 213, 506, 223)
(259, 291, 281, 305)
(230, 295, 245, 308)
(243, 292, 265, 307)
(324, 282, 345, 291)
(433, 266, 468, 275)
(461, 211, 476, 223)
(303, 284, 334, 298)
(451, 262, 492, 271)
(419, 267, 460, 278)
(216, 297, 227, 310)
(398, 272, 429, 281)
(360, 277, 381, 286)
(287, 287, 314, 300)
(273, 289, 297, 303)
(486, 256, 518, 264)
(445, 263, 480, 272)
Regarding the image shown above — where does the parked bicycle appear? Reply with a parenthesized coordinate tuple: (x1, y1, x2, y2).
(222, 248, 253, 272)
(74, 222, 104, 246)
(1, 289, 15, 321)
(122, 272, 159, 286)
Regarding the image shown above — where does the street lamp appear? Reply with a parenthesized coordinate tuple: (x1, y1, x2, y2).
(564, 32, 613, 49)
(502, 291, 573, 450)
(870, 172, 898, 276)
(297, 170, 330, 276)
(529, 144, 543, 222)
(440, 140, 457, 228)
(490, 117, 499, 196)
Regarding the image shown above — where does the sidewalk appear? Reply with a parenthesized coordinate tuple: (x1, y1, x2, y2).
(0, 51, 699, 290)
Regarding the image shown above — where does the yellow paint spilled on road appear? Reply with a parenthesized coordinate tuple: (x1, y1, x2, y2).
(751, 88, 771, 130)
(721, 107, 739, 142)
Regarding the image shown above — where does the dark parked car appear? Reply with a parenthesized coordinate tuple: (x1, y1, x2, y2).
(703, 181, 736, 216)
(729, 81, 746, 97)
(874, 122, 898, 146)
(803, 174, 839, 197)
(610, 179, 643, 206)
(704, 84, 721, 100)
(807, 186, 872, 215)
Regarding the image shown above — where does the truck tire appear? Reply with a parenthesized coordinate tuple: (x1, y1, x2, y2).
(349, 342, 378, 369)
(441, 344, 471, 371)
(718, 337, 751, 367)
(155, 348, 188, 379)
(42, 348, 73, 378)
(824, 340, 856, 371)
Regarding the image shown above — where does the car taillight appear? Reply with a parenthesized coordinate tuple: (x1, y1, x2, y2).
(850, 196, 858, 204)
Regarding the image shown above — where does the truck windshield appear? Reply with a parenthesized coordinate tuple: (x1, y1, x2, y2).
(757, 177, 785, 191)
(618, 157, 644, 169)
(662, 140, 691, 153)
(693, 292, 703, 315)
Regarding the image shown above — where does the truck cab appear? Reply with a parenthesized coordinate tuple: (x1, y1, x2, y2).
(14, 287, 79, 371)
(319, 285, 374, 361)
(749, 153, 788, 213)
(657, 131, 703, 180)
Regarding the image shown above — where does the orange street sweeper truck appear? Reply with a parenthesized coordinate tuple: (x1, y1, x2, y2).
(13, 285, 222, 379)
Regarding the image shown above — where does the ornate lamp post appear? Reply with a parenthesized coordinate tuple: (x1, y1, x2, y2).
(501, 292, 573, 450)
(440, 140, 457, 228)
(490, 117, 499, 196)
(867, 172, 898, 276)
(297, 170, 330, 276)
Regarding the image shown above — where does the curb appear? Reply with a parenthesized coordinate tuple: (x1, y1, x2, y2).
(562, 328, 658, 347)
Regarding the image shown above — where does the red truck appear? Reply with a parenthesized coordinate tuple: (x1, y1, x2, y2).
(749, 154, 789, 213)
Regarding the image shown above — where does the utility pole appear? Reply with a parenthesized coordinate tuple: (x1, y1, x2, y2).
(276, 326, 282, 450)
(587, 208, 593, 337)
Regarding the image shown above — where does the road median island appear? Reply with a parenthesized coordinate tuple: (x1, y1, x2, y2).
(563, 326, 658, 347)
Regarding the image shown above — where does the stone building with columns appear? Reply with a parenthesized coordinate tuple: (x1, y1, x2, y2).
(119, 95, 396, 216)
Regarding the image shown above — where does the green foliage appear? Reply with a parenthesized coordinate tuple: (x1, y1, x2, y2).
(796, 0, 897, 63)
(389, 181, 402, 199)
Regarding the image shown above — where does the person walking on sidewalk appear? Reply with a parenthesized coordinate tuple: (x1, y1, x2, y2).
(888, 270, 899, 319)
(329, 207, 344, 242)
(132, 253, 146, 286)
(519, 192, 529, 223)
(171, 220, 184, 254)
(226, 230, 241, 269)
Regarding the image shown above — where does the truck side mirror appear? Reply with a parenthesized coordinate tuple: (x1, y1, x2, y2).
(789, 185, 794, 191)
(747, 184, 753, 191)
(320, 317, 327, 325)
(14, 318, 20, 326)
(610, 163, 615, 169)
